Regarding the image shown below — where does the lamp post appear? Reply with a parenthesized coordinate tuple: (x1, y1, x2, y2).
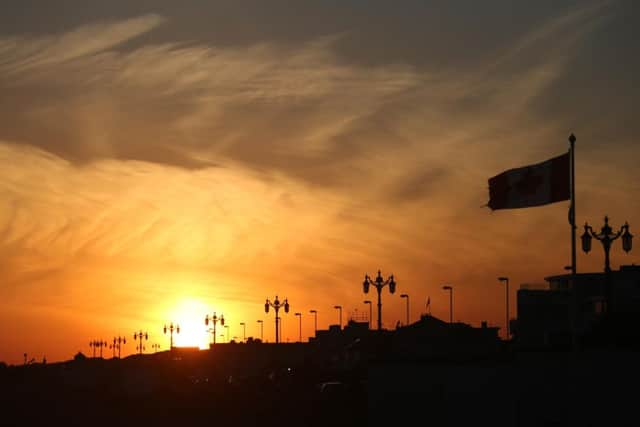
(363, 300, 372, 329)
(110, 336, 127, 358)
(334, 305, 342, 329)
(109, 339, 117, 358)
(363, 270, 397, 331)
(442, 285, 453, 323)
(151, 343, 161, 353)
(309, 310, 318, 336)
(295, 312, 302, 342)
(163, 322, 180, 350)
(264, 295, 290, 344)
(400, 294, 409, 326)
(133, 331, 148, 355)
(117, 336, 126, 358)
(239, 322, 246, 342)
(498, 277, 510, 340)
(257, 320, 264, 342)
(205, 312, 224, 346)
(89, 340, 107, 358)
(581, 216, 633, 314)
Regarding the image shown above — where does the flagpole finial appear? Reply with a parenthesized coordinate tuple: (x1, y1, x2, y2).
(569, 133, 576, 144)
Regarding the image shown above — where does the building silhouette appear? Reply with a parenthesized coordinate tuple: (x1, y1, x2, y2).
(516, 264, 640, 349)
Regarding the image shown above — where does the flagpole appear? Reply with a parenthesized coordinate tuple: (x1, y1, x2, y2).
(569, 133, 578, 353)
(569, 133, 576, 274)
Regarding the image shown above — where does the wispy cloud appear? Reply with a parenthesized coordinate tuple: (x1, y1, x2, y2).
(0, 14, 164, 77)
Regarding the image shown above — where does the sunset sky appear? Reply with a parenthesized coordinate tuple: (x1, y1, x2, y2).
(1, 0, 639, 364)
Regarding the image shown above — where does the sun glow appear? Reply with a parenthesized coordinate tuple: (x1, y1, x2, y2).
(165, 298, 211, 349)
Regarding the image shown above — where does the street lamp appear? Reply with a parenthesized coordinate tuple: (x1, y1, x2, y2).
(257, 320, 264, 342)
(498, 277, 510, 340)
(110, 336, 127, 359)
(582, 216, 633, 314)
(239, 322, 246, 342)
(363, 300, 372, 329)
(363, 270, 397, 331)
(108, 339, 117, 358)
(309, 310, 318, 336)
(295, 312, 302, 342)
(334, 305, 342, 329)
(89, 340, 107, 358)
(117, 336, 126, 358)
(264, 295, 290, 343)
(400, 294, 409, 326)
(205, 312, 224, 346)
(133, 331, 148, 355)
(151, 343, 161, 353)
(163, 322, 180, 350)
(442, 285, 453, 323)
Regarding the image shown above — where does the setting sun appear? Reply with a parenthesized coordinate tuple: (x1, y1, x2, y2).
(165, 298, 211, 349)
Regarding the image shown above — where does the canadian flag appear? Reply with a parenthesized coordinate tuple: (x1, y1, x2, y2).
(488, 152, 570, 210)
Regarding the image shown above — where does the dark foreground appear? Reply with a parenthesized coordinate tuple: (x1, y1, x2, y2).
(3, 345, 640, 426)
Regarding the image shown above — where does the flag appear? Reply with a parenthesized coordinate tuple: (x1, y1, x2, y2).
(487, 152, 569, 210)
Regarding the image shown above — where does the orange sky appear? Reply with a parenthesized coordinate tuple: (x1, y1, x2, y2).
(1, 0, 639, 364)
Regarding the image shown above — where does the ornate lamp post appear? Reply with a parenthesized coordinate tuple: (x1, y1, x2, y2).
(163, 322, 180, 350)
(309, 310, 318, 336)
(205, 312, 224, 346)
(498, 277, 510, 340)
(151, 343, 161, 353)
(363, 270, 397, 331)
(133, 331, 148, 354)
(109, 339, 117, 358)
(110, 336, 127, 358)
(333, 305, 342, 329)
(400, 294, 410, 326)
(363, 300, 372, 329)
(116, 336, 126, 358)
(581, 216, 633, 314)
(257, 320, 264, 342)
(265, 295, 290, 343)
(442, 285, 453, 323)
(89, 340, 107, 358)
(239, 322, 246, 342)
(294, 312, 302, 342)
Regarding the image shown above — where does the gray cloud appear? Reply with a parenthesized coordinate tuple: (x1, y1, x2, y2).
(0, 0, 633, 202)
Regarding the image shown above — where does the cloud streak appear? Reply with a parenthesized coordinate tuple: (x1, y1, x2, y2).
(0, 14, 164, 77)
